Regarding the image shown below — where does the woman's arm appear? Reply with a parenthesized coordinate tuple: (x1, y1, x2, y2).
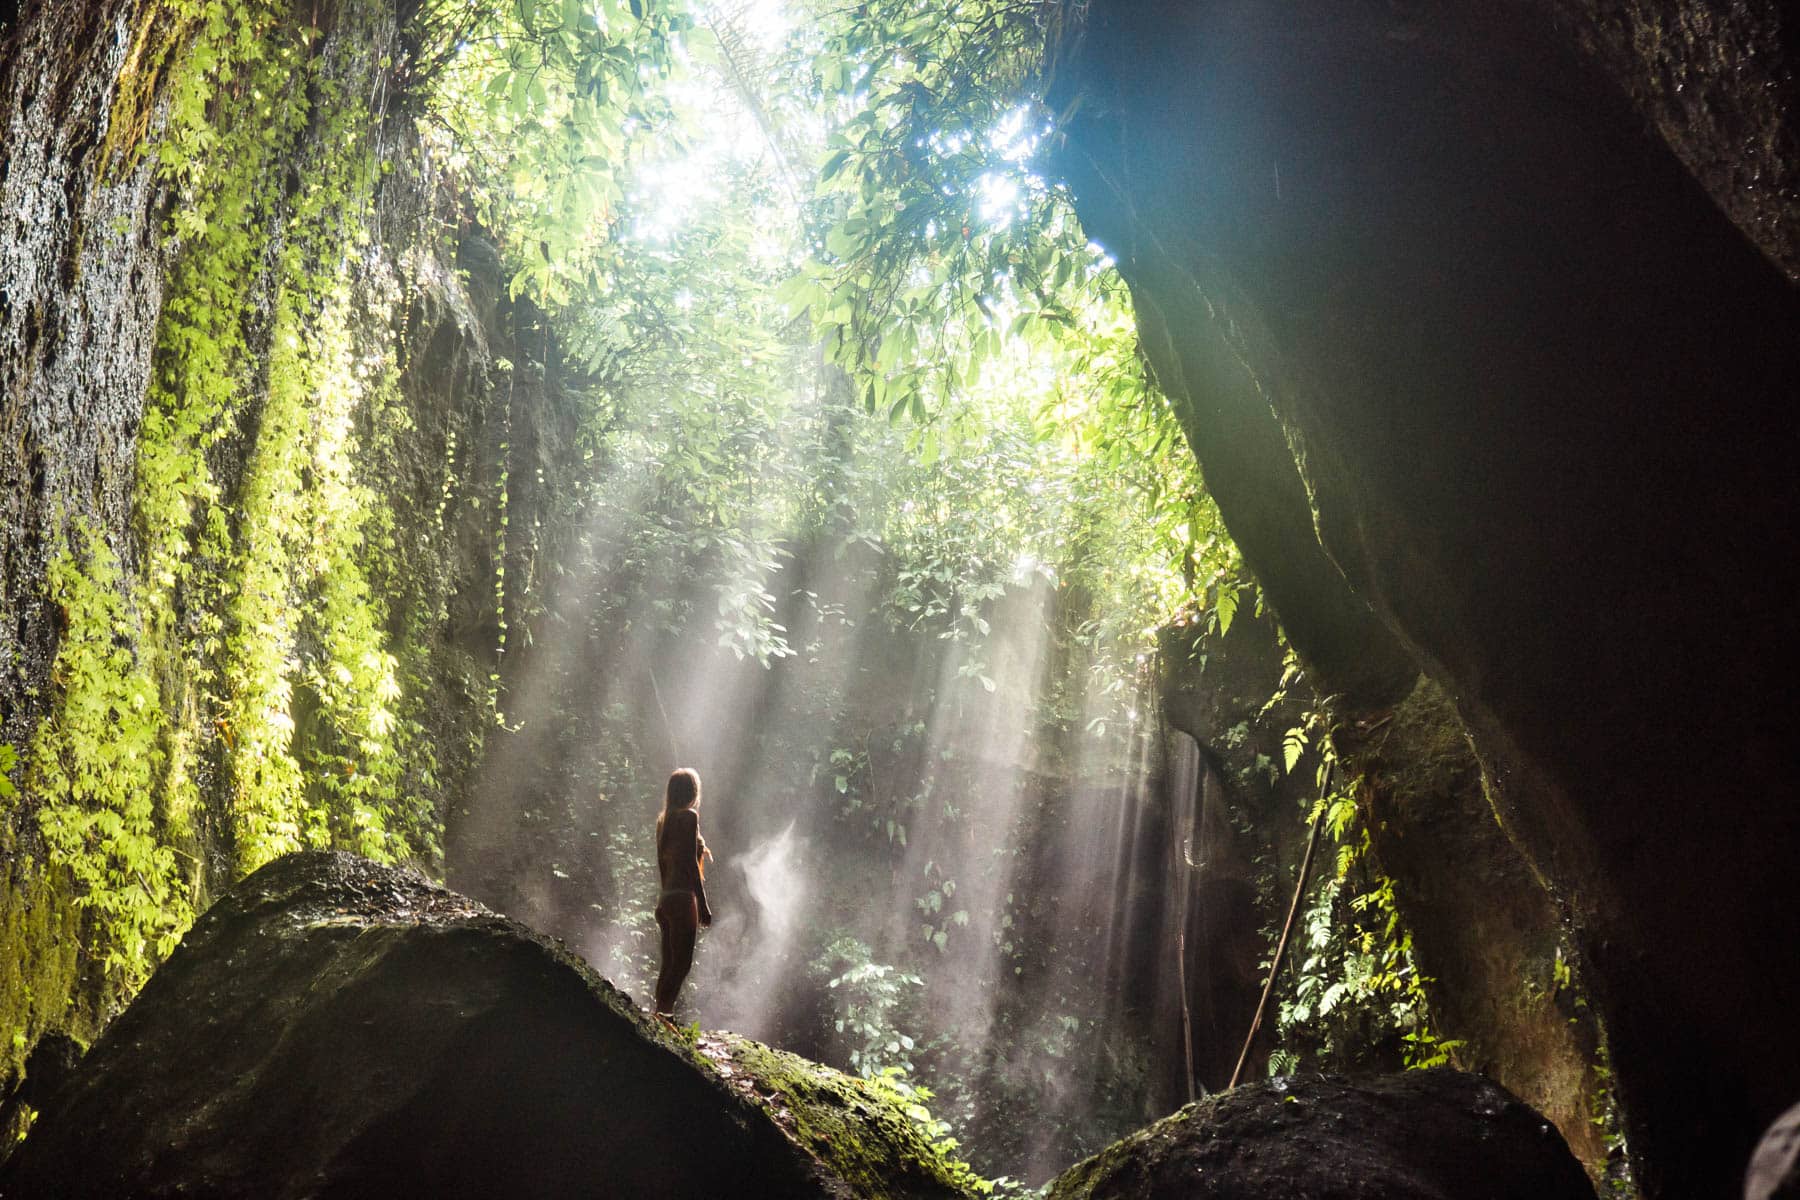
(694, 826, 712, 925)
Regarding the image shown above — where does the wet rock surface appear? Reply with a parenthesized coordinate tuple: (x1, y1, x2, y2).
(0, 0, 169, 751)
(1045, 1069, 1596, 1200)
(1554, 0, 1800, 281)
(0, 851, 970, 1200)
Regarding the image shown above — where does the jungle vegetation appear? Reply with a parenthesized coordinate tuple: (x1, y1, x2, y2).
(1, 0, 1449, 1178)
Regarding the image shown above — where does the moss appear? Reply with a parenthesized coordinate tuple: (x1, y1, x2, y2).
(1372, 680, 1477, 802)
(0, 859, 83, 1089)
(97, 0, 199, 182)
(1337, 675, 1611, 1175)
(3, 0, 483, 1057)
(23, 529, 193, 987)
(1045, 1095, 1197, 1200)
(694, 1032, 980, 1199)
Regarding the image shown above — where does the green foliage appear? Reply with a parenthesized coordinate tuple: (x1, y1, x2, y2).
(773, 0, 1243, 676)
(137, 0, 304, 606)
(801, 939, 1025, 1195)
(438, 0, 1237, 740)
(1267, 723, 1453, 1076)
(861, 1067, 1026, 1196)
(132, 0, 438, 879)
(419, 0, 690, 306)
(220, 270, 431, 871)
(787, 0, 1070, 415)
(21, 529, 191, 985)
(816, 935, 924, 1077)
(1587, 1056, 1636, 1195)
(11, 0, 472, 1011)
(776, 0, 1245, 651)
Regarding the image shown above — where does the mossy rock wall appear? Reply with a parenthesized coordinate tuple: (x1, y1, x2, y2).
(0, 0, 572, 1085)
(1159, 615, 1609, 1174)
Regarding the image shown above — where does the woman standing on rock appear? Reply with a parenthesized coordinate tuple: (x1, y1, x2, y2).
(653, 767, 712, 1021)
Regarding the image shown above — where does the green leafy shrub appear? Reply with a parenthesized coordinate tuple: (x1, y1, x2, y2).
(816, 935, 925, 1077)
(1267, 727, 1453, 1075)
(23, 530, 192, 986)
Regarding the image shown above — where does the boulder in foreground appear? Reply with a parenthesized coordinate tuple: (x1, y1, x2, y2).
(1046, 1069, 1595, 1200)
(0, 851, 973, 1200)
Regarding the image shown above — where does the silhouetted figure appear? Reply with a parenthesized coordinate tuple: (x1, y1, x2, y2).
(653, 767, 712, 1019)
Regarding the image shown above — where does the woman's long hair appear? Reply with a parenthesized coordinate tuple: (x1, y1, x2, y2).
(655, 767, 702, 846)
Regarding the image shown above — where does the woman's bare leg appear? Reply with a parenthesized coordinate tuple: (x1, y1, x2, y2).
(654, 896, 698, 1015)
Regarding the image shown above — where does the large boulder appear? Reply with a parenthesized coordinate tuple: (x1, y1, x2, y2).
(0, 851, 974, 1200)
(1045, 1070, 1595, 1200)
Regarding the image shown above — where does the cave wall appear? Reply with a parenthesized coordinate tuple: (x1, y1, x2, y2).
(0, 0, 172, 1077)
(0, 0, 165, 757)
(1336, 675, 1610, 1174)
(1551, 0, 1799, 282)
(1159, 606, 1610, 1173)
(0, 0, 567, 1081)
(1049, 3, 1800, 1197)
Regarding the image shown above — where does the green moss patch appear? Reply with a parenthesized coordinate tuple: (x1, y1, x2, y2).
(695, 1032, 979, 1200)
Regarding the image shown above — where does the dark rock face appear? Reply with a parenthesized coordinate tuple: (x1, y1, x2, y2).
(0, 0, 168, 750)
(1552, 0, 1800, 281)
(0, 1030, 81, 1155)
(1333, 677, 1606, 1169)
(1045, 1070, 1596, 1200)
(1158, 606, 1605, 1157)
(0, 852, 969, 1200)
(1050, 4, 1800, 1195)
